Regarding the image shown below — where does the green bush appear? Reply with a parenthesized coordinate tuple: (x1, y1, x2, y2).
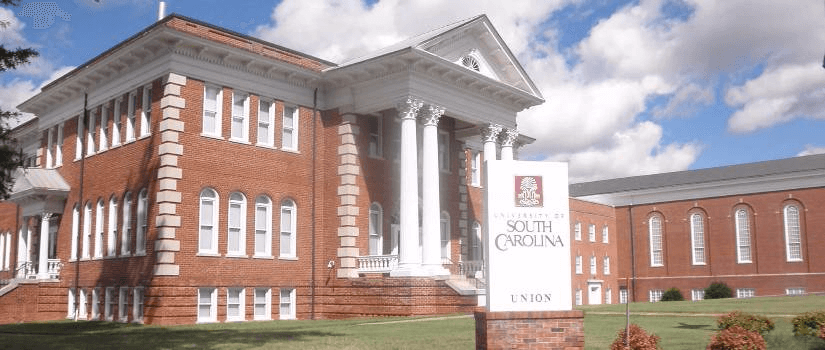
(660, 287, 684, 301)
(707, 326, 767, 350)
(791, 311, 825, 337)
(717, 311, 774, 335)
(705, 282, 733, 299)
(610, 324, 660, 350)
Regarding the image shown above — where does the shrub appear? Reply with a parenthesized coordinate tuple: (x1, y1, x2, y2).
(791, 311, 825, 337)
(610, 324, 660, 350)
(717, 311, 774, 335)
(706, 326, 767, 350)
(820, 325, 825, 342)
(705, 282, 733, 299)
(660, 287, 684, 301)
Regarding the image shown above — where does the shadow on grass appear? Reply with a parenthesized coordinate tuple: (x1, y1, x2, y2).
(674, 322, 712, 330)
(0, 321, 344, 350)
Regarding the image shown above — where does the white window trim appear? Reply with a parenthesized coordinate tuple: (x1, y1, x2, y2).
(279, 288, 296, 320)
(82, 202, 92, 259)
(67, 288, 76, 319)
(736, 288, 755, 299)
(368, 114, 382, 158)
(75, 115, 83, 160)
(470, 150, 481, 187)
(603, 256, 610, 275)
(605, 288, 612, 304)
(690, 213, 706, 265)
(112, 98, 122, 147)
(368, 203, 383, 256)
(279, 200, 297, 259)
(256, 98, 275, 147)
(46, 127, 54, 168)
(105, 287, 115, 321)
(86, 109, 96, 156)
(619, 289, 628, 304)
(692, 289, 705, 301)
(121, 193, 132, 256)
(227, 193, 247, 257)
(70, 205, 78, 261)
(139, 84, 152, 137)
(574, 222, 581, 241)
(602, 225, 609, 243)
(438, 130, 450, 173)
(126, 91, 136, 142)
(99, 104, 108, 151)
(197, 287, 217, 323)
(574, 289, 582, 306)
(118, 286, 129, 322)
(281, 105, 299, 151)
(649, 289, 663, 302)
(132, 287, 144, 323)
(786, 287, 805, 296)
(226, 287, 245, 322)
(575, 255, 582, 274)
(440, 211, 451, 261)
(202, 85, 223, 138)
(735, 209, 752, 264)
(136, 189, 148, 255)
(589, 255, 597, 275)
(55, 123, 63, 166)
(107, 196, 118, 257)
(588, 224, 596, 242)
(649, 215, 664, 267)
(91, 287, 101, 320)
(254, 196, 273, 258)
(94, 199, 104, 259)
(471, 221, 482, 261)
(199, 189, 219, 255)
(230, 91, 249, 143)
(254, 288, 271, 321)
(783, 204, 803, 262)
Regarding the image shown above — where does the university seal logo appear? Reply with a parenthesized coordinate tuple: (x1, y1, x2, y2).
(515, 176, 543, 207)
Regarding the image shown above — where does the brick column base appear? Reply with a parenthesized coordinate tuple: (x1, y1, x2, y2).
(475, 310, 584, 350)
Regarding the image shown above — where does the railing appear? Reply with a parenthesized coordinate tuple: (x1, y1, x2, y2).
(47, 259, 62, 279)
(459, 260, 484, 278)
(14, 260, 61, 279)
(357, 255, 398, 273)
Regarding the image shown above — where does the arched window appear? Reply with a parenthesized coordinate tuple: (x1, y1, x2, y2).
(199, 189, 219, 254)
(107, 196, 118, 257)
(254, 195, 272, 257)
(227, 192, 246, 256)
(94, 199, 104, 259)
(71, 204, 79, 260)
(440, 211, 450, 261)
(368, 203, 383, 255)
(735, 208, 752, 263)
(690, 213, 706, 265)
(280, 199, 296, 258)
(121, 193, 132, 255)
(783, 204, 803, 262)
(136, 189, 148, 255)
(648, 215, 663, 267)
(471, 221, 482, 261)
(82, 202, 92, 259)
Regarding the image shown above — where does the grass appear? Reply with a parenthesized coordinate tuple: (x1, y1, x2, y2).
(1, 296, 824, 349)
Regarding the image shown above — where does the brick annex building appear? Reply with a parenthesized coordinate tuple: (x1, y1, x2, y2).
(0, 13, 821, 325)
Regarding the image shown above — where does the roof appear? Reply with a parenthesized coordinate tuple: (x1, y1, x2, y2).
(570, 153, 825, 198)
(10, 168, 70, 197)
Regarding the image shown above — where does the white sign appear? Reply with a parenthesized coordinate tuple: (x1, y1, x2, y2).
(483, 160, 572, 312)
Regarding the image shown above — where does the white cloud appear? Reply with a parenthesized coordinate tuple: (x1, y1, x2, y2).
(798, 145, 825, 157)
(0, 7, 29, 47)
(1, 66, 74, 128)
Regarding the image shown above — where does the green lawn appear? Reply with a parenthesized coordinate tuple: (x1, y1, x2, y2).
(1, 296, 824, 349)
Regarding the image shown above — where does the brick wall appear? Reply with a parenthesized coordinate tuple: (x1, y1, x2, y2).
(475, 310, 584, 350)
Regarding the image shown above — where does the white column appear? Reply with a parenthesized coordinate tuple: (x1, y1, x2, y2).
(481, 124, 502, 163)
(499, 129, 518, 161)
(420, 104, 449, 276)
(392, 97, 425, 277)
(37, 213, 52, 279)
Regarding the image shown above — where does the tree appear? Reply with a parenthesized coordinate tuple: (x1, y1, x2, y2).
(0, 0, 39, 199)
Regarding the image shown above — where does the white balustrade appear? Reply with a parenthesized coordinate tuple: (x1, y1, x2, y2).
(357, 255, 399, 273)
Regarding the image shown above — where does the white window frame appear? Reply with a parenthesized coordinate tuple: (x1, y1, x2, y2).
(619, 289, 628, 304)
(438, 130, 450, 172)
(605, 288, 612, 304)
(279, 288, 295, 320)
(0, 234, 4, 271)
(736, 288, 755, 299)
(199, 189, 219, 255)
(136, 189, 148, 255)
(78, 288, 88, 319)
(94, 199, 104, 259)
(575, 255, 582, 274)
(471, 221, 482, 261)
(575, 289, 582, 306)
(649, 215, 664, 267)
(440, 211, 451, 261)
(55, 123, 63, 166)
(226, 287, 245, 322)
(281, 105, 298, 151)
(602, 225, 609, 243)
(279, 199, 297, 258)
(735, 208, 752, 264)
(603, 256, 610, 275)
(118, 287, 129, 322)
(254, 288, 271, 321)
(368, 115, 382, 158)
(692, 289, 705, 301)
(46, 127, 54, 168)
(105, 287, 115, 321)
(140, 84, 152, 137)
(588, 224, 596, 242)
(197, 287, 217, 323)
(107, 196, 118, 257)
(75, 114, 84, 160)
(230, 91, 249, 142)
(133, 287, 144, 323)
(112, 98, 122, 147)
(202, 85, 223, 137)
(783, 204, 803, 262)
(91, 287, 101, 320)
(649, 289, 663, 302)
(126, 91, 136, 142)
(82, 202, 92, 259)
(86, 109, 96, 155)
(227, 192, 247, 257)
(70, 204, 79, 261)
(574, 222, 581, 241)
(254, 196, 272, 258)
(690, 213, 706, 265)
(368, 203, 383, 255)
(786, 288, 805, 296)
(257, 98, 274, 147)
(470, 150, 481, 187)
(99, 104, 108, 151)
(67, 288, 76, 319)
(121, 193, 132, 256)
(589, 255, 597, 275)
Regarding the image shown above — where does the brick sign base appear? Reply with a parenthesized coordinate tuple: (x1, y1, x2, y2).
(475, 310, 584, 349)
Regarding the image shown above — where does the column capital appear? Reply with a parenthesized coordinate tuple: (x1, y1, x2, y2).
(480, 124, 503, 143)
(499, 129, 519, 147)
(397, 97, 424, 121)
(419, 104, 445, 126)
(41, 212, 54, 221)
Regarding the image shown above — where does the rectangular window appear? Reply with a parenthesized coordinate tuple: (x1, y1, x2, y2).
(602, 225, 609, 243)
(231, 92, 249, 142)
(438, 131, 450, 172)
(133, 287, 144, 323)
(94, 201, 104, 259)
(197, 287, 217, 323)
(121, 194, 132, 256)
(55, 123, 63, 166)
(574, 222, 581, 241)
(279, 288, 295, 320)
(649, 289, 664, 302)
(605, 288, 612, 304)
(254, 200, 272, 257)
(99, 105, 108, 151)
(603, 256, 610, 275)
(470, 150, 481, 186)
(282, 105, 298, 150)
(786, 288, 805, 296)
(108, 198, 117, 257)
(589, 256, 597, 275)
(692, 289, 705, 301)
(368, 115, 382, 158)
(280, 202, 295, 258)
(46, 127, 54, 168)
(86, 109, 96, 155)
(226, 288, 245, 322)
(784, 205, 803, 262)
(735, 209, 752, 263)
(575, 255, 582, 274)
(575, 289, 582, 306)
(227, 194, 245, 256)
(140, 85, 152, 137)
(67, 288, 76, 318)
(254, 288, 271, 320)
(78, 289, 88, 320)
(119, 287, 129, 321)
(82, 203, 92, 259)
(588, 224, 596, 242)
(736, 288, 755, 299)
(257, 99, 273, 146)
(691, 214, 706, 265)
(649, 216, 664, 267)
(105, 287, 115, 321)
(126, 92, 136, 142)
(91, 288, 100, 320)
(619, 288, 628, 304)
(203, 85, 222, 137)
(75, 115, 83, 160)
(112, 99, 122, 146)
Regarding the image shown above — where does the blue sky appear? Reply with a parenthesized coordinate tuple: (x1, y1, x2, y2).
(1, 0, 824, 182)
